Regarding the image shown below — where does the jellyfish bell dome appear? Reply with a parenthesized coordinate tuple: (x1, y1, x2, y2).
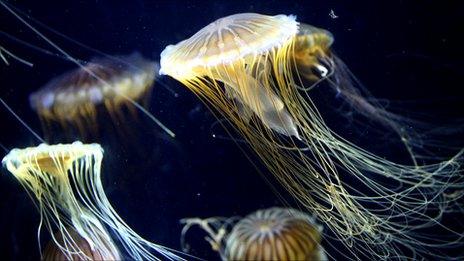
(2, 141, 102, 175)
(159, 13, 299, 80)
(224, 207, 325, 260)
(293, 23, 335, 79)
(180, 207, 326, 261)
(297, 23, 334, 46)
(26, 52, 176, 141)
(29, 53, 157, 115)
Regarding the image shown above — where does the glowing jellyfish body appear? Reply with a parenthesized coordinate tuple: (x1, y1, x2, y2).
(160, 13, 464, 259)
(181, 207, 326, 261)
(160, 13, 300, 138)
(29, 53, 172, 140)
(2, 142, 181, 260)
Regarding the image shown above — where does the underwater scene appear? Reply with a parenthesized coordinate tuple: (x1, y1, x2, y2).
(1, 1, 463, 260)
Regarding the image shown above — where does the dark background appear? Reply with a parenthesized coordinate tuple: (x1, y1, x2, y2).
(1, 0, 463, 260)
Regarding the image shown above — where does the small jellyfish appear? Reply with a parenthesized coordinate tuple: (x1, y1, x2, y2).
(29, 53, 174, 141)
(160, 13, 464, 259)
(180, 207, 326, 261)
(2, 142, 182, 260)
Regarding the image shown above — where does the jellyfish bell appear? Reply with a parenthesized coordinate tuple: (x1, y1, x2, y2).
(225, 208, 325, 261)
(2, 141, 183, 260)
(180, 207, 327, 261)
(28, 53, 168, 141)
(159, 13, 298, 77)
(296, 23, 334, 52)
(293, 23, 334, 82)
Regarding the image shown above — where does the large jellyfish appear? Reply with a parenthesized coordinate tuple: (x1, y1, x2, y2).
(2, 142, 182, 260)
(181, 207, 326, 260)
(29, 53, 174, 141)
(159, 13, 464, 259)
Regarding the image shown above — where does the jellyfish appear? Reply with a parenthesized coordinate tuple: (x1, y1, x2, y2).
(1, 0, 177, 145)
(292, 23, 426, 165)
(29, 53, 174, 141)
(2, 142, 182, 260)
(180, 207, 326, 260)
(159, 13, 464, 259)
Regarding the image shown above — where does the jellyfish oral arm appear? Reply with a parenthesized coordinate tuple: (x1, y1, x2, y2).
(222, 74, 300, 139)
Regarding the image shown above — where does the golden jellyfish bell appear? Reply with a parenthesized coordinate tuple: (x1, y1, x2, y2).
(30, 53, 156, 121)
(29, 53, 174, 141)
(160, 13, 300, 138)
(180, 207, 326, 261)
(2, 142, 102, 194)
(224, 208, 325, 261)
(293, 24, 334, 82)
(295, 23, 334, 55)
(159, 13, 298, 79)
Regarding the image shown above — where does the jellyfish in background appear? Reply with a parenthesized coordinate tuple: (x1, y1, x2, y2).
(181, 207, 326, 261)
(2, 142, 182, 260)
(29, 53, 174, 142)
(160, 13, 464, 259)
(1, 0, 175, 142)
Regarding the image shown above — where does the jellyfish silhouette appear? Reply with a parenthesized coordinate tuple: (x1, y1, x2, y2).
(160, 13, 464, 259)
(29, 53, 174, 141)
(2, 142, 182, 260)
(181, 207, 326, 260)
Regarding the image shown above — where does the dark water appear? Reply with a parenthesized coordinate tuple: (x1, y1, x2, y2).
(1, 1, 463, 260)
